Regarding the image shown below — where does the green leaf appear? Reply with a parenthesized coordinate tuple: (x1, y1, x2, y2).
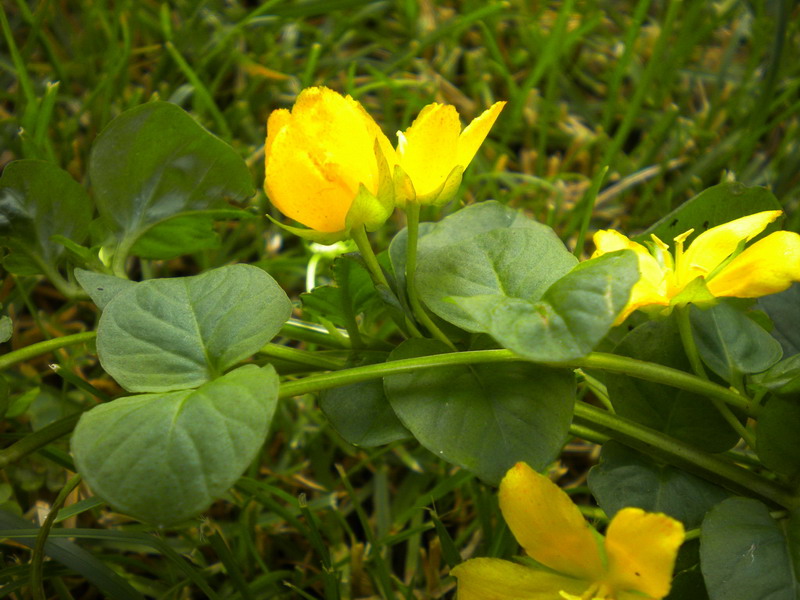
(89, 102, 255, 260)
(0, 159, 91, 274)
(451, 250, 638, 361)
(384, 338, 575, 484)
(752, 354, 800, 399)
(415, 202, 577, 331)
(301, 255, 383, 331)
(756, 396, 800, 479)
(130, 209, 254, 260)
(588, 441, 729, 529)
(74, 269, 137, 311)
(759, 283, 800, 356)
(690, 302, 783, 382)
(71, 364, 279, 525)
(700, 498, 800, 600)
(97, 264, 291, 392)
(607, 316, 741, 452)
(636, 182, 782, 246)
(319, 378, 411, 447)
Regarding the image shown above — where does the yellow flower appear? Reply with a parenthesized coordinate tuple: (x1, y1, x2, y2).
(593, 210, 800, 324)
(451, 462, 684, 600)
(264, 86, 396, 238)
(393, 101, 506, 206)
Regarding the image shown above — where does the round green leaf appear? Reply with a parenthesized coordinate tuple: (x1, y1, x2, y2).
(384, 338, 575, 484)
(701, 498, 800, 600)
(89, 102, 255, 258)
(71, 364, 279, 525)
(759, 283, 800, 356)
(74, 269, 137, 311)
(636, 182, 782, 246)
(756, 396, 800, 479)
(451, 250, 638, 361)
(690, 302, 782, 382)
(319, 379, 411, 447)
(607, 316, 741, 452)
(588, 441, 729, 529)
(97, 264, 291, 392)
(0, 159, 91, 274)
(415, 202, 577, 332)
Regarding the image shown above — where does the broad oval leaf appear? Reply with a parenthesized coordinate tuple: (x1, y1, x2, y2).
(636, 182, 782, 246)
(384, 338, 575, 484)
(607, 316, 741, 452)
(71, 364, 279, 525)
(756, 396, 800, 479)
(74, 269, 137, 311)
(759, 283, 800, 356)
(451, 250, 638, 361)
(690, 302, 782, 382)
(89, 102, 254, 260)
(415, 202, 577, 332)
(97, 264, 291, 392)
(700, 497, 800, 600)
(0, 159, 91, 274)
(588, 441, 729, 529)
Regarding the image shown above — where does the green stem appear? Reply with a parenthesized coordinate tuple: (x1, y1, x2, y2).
(258, 343, 345, 371)
(676, 306, 757, 449)
(279, 349, 754, 415)
(351, 225, 391, 290)
(0, 413, 82, 469)
(30, 473, 82, 600)
(574, 403, 796, 509)
(404, 204, 456, 350)
(570, 352, 756, 416)
(279, 319, 351, 349)
(0, 331, 97, 371)
(351, 225, 422, 337)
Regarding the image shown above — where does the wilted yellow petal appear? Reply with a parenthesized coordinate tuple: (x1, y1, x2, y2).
(452, 557, 588, 600)
(706, 230, 800, 297)
(396, 103, 461, 199)
(604, 508, 684, 599)
(499, 463, 604, 580)
(679, 210, 782, 283)
(456, 101, 507, 170)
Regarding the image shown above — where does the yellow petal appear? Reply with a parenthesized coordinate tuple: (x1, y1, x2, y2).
(679, 210, 782, 283)
(592, 230, 669, 323)
(499, 463, 605, 581)
(265, 123, 354, 232)
(264, 86, 394, 233)
(706, 230, 800, 297)
(397, 103, 461, 199)
(604, 508, 684, 599)
(456, 101, 507, 170)
(451, 557, 589, 600)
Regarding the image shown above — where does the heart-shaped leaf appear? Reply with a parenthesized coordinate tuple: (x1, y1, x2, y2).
(97, 264, 291, 392)
(701, 498, 800, 600)
(0, 159, 91, 275)
(384, 339, 575, 484)
(451, 250, 638, 361)
(588, 441, 729, 529)
(89, 102, 254, 262)
(71, 364, 279, 525)
(414, 202, 577, 332)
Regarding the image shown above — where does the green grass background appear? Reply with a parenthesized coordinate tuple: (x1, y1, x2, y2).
(1, 1, 799, 598)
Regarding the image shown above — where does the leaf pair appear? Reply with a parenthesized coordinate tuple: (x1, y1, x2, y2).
(72, 265, 291, 524)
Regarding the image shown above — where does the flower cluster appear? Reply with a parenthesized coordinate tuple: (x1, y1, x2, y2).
(452, 462, 685, 600)
(264, 86, 505, 240)
(592, 211, 800, 323)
